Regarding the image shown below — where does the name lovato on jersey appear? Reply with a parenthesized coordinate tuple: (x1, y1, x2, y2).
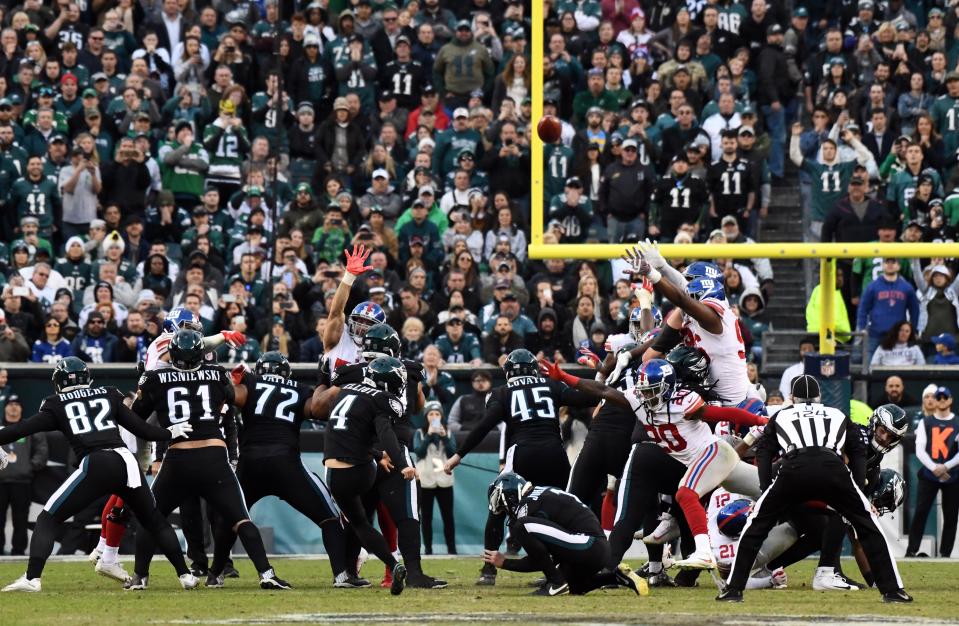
(506, 376, 547, 388)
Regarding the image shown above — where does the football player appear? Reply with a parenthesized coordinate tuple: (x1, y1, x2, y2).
(481, 472, 646, 597)
(330, 324, 447, 589)
(204, 352, 362, 588)
(126, 330, 290, 591)
(444, 349, 598, 585)
(539, 357, 767, 570)
(0, 358, 195, 592)
(314, 356, 416, 596)
(322, 244, 387, 373)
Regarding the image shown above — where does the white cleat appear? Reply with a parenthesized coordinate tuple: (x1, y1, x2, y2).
(643, 513, 680, 545)
(355, 548, 369, 577)
(2, 575, 41, 592)
(179, 573, 199, 590)
(675, 549, 717, 570)
(88, 547, 102, 563)
(95, 560, 130, 583)
(812, 567, 858, 591)
(123, 574, 148, 590)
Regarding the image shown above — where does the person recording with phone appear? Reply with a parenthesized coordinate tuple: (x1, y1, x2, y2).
(414, 401, 457, 555)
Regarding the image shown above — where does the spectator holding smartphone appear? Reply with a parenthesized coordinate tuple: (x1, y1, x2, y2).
(414, 401, 457, 555)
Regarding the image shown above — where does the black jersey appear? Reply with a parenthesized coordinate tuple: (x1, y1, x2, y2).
(512, 486, 604, 537)
(379, 59, 426, 110)
(707, 157, 755, 215)
(238, 372, 312, 457)
(652, 173, 709, 234)
(852, 423, 884, 495)
(591, 365, 640, 435)
(458, 376, 596, 456)
(132, 366, 235, 443)
(333, 361, 420, 447)
(0, 386, 171, 459)
(323, 382, 408, 468)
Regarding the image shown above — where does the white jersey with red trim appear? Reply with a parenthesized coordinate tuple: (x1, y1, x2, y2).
(626, 388, 717, 465)
(323, 327, 363, 373)
(605, 333, 633, 354)
(144, 332, 175, 371)
(681, 296, 750, 405)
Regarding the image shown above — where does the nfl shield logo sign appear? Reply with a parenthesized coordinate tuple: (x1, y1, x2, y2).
(821, 360, 835, 377)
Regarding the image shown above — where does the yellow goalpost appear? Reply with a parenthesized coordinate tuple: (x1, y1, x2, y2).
(527, 2, 959, 354)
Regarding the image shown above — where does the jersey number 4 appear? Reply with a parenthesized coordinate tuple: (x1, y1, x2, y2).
(65, 399, 115, 435)
(329, 395, 356, 430)
(510, 387, 555, 421)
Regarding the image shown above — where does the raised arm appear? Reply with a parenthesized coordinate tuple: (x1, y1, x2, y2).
(323, 244, 373, 351)
(540, 359, 632, 409)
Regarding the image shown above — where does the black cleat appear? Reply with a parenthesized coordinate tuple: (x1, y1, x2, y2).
(205, 573, 224, 588)
(527, 576, 547, 588)
(530, 581, 569, 596)
(334, 574, 371, 588)
(390, 563, 407, 596)
(883, 589, 914, 603)
(716, 587, 743, 602)
(648, 570, 677, 587)
(223, 565, 240, 578)
(407, 573, 448, 589)
(476, 573, 496, 586)
(259, 569, 292, 590)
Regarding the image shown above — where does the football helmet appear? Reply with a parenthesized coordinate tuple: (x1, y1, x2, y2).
(683, 261, 724, 283)
(686, 277, 726, 302)
(362, 323, 401, 360)
(256, 351, 291, 379)
(665, 345, 710, 385)
(868, 404, 909, 453)
(503, 349, 539, 380)
(163, 307, 202, 334)
(716, 498, 753, 538)
(365, 356, 407, 395)
(488, 472, 533, 516)
(52, 357, 91, 392)
(634, 359, 676, 411)
(628, 306, 663, 340)
(169, 329, 205, 372)
(871, 468, 905, 515)
(347, 302, 386, 347)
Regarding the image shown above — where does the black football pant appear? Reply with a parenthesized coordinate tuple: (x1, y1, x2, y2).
(135, 446, 272, 579)
(508, 516, 615, 593)
(567, 430, 633, 510)
(0, 482, 31, 555)
(727, 450, 903, 594)
(327, 461, 398, 570)
(361, 450, 425, 575)
(420, 486, 455, 554)
(208, 454, 348, 578)
(907, 475, 959, 557)
(607, 443, 693, 567)
(484, 443, 572, 560)
(28, 450, 188, 580)
(179, 496, 233, 573)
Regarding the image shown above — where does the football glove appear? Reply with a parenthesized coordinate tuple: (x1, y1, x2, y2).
(221, 330, 246, 348)
(167, 423, 194, 439)
(344, 244, 374, 276)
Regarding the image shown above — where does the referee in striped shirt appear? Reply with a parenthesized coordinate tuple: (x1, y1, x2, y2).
(718, 375, 913, 603)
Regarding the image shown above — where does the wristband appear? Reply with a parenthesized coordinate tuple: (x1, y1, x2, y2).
(341, 273, 356, 286)
(647, 268, 662, 284)
(636, 287, 653, 309)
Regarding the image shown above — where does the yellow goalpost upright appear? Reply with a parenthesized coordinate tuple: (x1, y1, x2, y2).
(527, 1, 959, 355)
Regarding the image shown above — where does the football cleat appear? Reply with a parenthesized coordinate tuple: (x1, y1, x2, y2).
(333, 574, 371, 588)
(1, 575, 40, 592)
(615, 563, 649, 596)
(476, 573, 497, 586)
(675, 549, 717, 570)
(407, 573, 448, 589)
(381, 565, 393, 588)
(531, 582, 569, 596)
(633, 529, 645, 541)
(883, 589, 914, 603)
(390, 563, 407, 596)
(527, 576, 548, 588)
(179, 573, 199, 590)
(205, 573, 225, 588)
(88, 547, 102, 563)
(124, 574, 148, 590)
(770, 567, 788, 589)
(355, 548, 369, 576)
(259, 569, 292, 590)
(812, 567, 858, 591)
(95, 560, 130, 583)
(223, 565, 240, 579)
(716, 587, 743, 602)
(649, 570, 677, 587)
(644, 512, 680, 545)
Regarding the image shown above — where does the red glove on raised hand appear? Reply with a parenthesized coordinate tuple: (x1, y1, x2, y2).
(539, 359, 580, 387)
(221, 330, 246, 348)
(230, 363, 248, 386)
(343, 244, 374, 277)
(577, 346, 600, 369)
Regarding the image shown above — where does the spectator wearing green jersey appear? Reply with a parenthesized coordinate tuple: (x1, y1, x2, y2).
(434, 316, 482, 365)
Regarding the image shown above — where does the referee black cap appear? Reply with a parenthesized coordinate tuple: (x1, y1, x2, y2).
(791, 375, 820, 401)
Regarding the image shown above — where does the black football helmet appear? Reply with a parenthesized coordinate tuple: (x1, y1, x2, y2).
(362, 323, 401, 360)
(256, 351, 291, 378)
(52, 356, 91, 392)
(665, 345, 710, 385)
(871, 468, 906, 515)
(488, 471, 533, 516)
(868, 404, 909, 453)
(169, 329, 205, 372)
(503, 349, 539, 380)
(365, 356, 407, 395)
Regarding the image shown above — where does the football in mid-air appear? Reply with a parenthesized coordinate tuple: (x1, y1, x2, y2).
(537, 115, 562, 143)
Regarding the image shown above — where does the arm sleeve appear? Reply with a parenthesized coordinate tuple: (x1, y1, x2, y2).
(914, 420, 937, 471)
(558, 381, 600, 408)
(0, 411, 58, 446)
(115, 403, 173, 441)
(222, 407, 239, 462)
(374, 410, 408, 470)
(842, 417, 867, 489)
(699, 405, 768, 427)
(29, 432, 48, 472)
(457, 395, 505, 457)
(650, 321, 682, 354)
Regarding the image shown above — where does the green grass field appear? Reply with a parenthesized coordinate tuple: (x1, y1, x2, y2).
(0, 557, 954, 625)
